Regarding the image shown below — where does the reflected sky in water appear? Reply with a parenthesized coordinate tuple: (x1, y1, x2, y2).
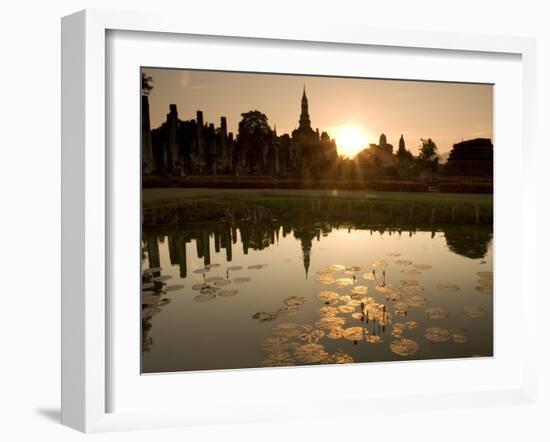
(142, 221, 493, 373)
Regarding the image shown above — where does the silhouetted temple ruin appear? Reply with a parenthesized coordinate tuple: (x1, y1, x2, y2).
(147, 105, 236, 176)
(141, 95, 154, 173)
(141, 82, 494, 182)
(142, 87, 338, 178)
(290, 87, 338, 178)
(444, 138, 494, 177)
(352, 133, 397, 176)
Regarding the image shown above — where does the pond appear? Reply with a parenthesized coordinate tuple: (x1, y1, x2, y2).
(141, 199, 493, 373)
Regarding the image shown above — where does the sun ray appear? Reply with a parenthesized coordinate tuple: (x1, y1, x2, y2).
(334, 125, 370, 158)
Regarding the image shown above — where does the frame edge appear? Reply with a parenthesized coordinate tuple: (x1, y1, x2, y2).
(61, 9, 87, 432)
(60, 7, 538, 432)
(61, 9, 108, 433)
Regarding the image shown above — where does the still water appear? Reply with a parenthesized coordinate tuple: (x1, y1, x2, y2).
(141, 216, 493, 373)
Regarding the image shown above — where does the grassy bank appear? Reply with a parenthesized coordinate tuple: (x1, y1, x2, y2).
(143, 187, 493, 208)
(142, 188, 493, 226)
(143, 177, 429, 192)
(143, 176, 493, 194)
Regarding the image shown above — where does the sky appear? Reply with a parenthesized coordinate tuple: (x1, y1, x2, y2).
(142, 67, 493, 158)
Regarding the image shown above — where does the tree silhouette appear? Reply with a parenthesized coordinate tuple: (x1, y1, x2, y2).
(142, 72, 153, 96)
(237, 111, 275, 174)
(418, 138, 438, 162)
(238, 110, 272, 136)
(417, 138, 439, 174)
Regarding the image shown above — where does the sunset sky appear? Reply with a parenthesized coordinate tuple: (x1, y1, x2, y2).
(142, 68, 493, 158)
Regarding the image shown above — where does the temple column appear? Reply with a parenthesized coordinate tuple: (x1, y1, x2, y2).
(141, 95, 153, 173)
(167, 104, 182, 175)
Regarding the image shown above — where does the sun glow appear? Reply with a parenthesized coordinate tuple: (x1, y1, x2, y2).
(334, 125, 369, 158)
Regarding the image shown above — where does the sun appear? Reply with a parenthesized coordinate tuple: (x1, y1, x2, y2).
(334, 125, 369, 158)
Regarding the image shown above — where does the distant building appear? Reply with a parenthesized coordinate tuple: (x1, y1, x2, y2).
(369, 133, 395, 168)
(354, 133, 396, 174)
(444, 138, 493, 177)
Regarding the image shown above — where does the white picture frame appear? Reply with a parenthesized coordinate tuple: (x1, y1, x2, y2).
(61, 9, 537, 433)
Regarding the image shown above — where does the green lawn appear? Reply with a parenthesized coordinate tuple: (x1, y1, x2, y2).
(142, 187, 493, 208)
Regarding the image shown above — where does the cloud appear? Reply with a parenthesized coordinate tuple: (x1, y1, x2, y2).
(180, 72, 191, 88)
(180, 72, 211, 90)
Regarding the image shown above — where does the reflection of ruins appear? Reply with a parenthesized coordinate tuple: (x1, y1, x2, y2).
(143, 218, 320, 278)
(143, 204, 493, 280)
(292, 226, 318, 278)
(443, 226, 493, 259)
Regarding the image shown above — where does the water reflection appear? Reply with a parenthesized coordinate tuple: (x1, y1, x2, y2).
(141, 203, 493, 373)
(143, 219, 493, 280)
(443, 226, 493, 259)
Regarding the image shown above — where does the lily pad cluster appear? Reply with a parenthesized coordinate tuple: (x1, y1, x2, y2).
(233, 254, 489, 368)
(475, 271, 493, 295)
(192, 263, 221, 274)
(252, 295, 307, 323)
(394, 259, 413, 266)
(259, 261, 401, 367)
(192, 276, 240, 302)
(437, 282, 460, 291)
(425, 307, 449, 320)
(463, 305, 486, 319)
(141, 267, 173, 319)
(424, 326, 451, 342)
(189, 262, 268, 303)
(260, 323, 355, 367)
(391, 321, 418, 338)
(390, 338, 420, 357)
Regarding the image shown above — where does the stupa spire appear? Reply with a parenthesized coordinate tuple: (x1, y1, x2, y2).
(299, 85, 311, 130)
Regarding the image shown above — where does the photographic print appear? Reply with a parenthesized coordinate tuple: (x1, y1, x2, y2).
(140, 68, 493, 373)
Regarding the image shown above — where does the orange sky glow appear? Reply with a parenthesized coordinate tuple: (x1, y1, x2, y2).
(143, 68, 493, 158)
